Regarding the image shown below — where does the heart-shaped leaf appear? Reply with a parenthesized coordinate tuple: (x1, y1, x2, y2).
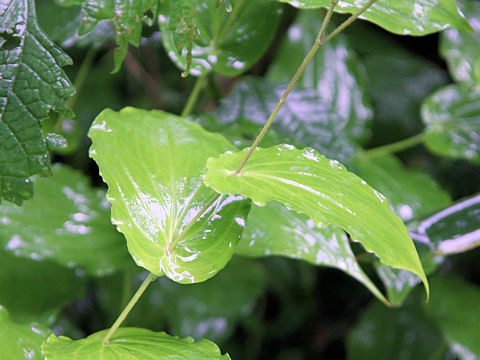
(88, 108, 250, 283)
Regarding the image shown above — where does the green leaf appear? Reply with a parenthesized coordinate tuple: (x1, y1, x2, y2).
(0, 249, 85, 322)
(410, 194, 480, 255)
(204, 145, 429, 295)
(159, 0, 281, 76)
(267, 10, 372, 145)
(424, 277, 480, 358)
(440, 0, 480, 83)
(0, 164, 132, 276)
(0, 306, 50, 360)
(279, 0, 471, 35)
(0, 0, 75, 205)
(42, 328, 231, 359)
(237, 202, 389, 304)
(351, 154, 451, 221)
(421, 83, 480, 164)
(88, 107, 250, 283)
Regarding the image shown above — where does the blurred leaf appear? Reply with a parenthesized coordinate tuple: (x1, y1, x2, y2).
(424, 277, 480, 358)
(0, 250, 85, 322)
(159, 0, 281, 76)
(410, 194, 480, 255)
(352, 154, 451, 222)
(279, 0, 471, 35)
(268, 10, 372, 144)
(0, 164, 132, 276)
(204, 145, 429, 295)
(88, 108, 250, 283)
(0, 306, 50, 360)
(421, 83, 480, 164)
(0, 0, 75, 205)
(42, 328, 231, 359)
(237, 202, 389, 304)
(440, 0, 480, 83)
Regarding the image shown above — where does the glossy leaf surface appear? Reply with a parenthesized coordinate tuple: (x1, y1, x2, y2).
(0, 164, 131, 276)
(204, 145, 428, 294)
(0, 306, 50, 360)
(89, 108, 250, 283)
(421, 83, 480, 164)
(237, 202, 388, 304)
(441, 0, 480, 83)
(279, 0, 471, 35)
(410, 194, 480, 255)
(42, 328, 230, 359)
(159, 0, 281, 76)
(424, 277, 480, 357)
(0, 0, 75, 205)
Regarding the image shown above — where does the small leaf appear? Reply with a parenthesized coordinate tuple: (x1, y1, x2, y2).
(204, 145, 429, 296)
(237, 202, 389, 304)
(159, 0, 281, 76)
(88, 108, 250, 283)
(0, 306, 50, 360)
(0, 0, 75, 205)
(0, 164, 132, 276)
(421, 83, 480, 164)
(42, 328, 230, 359)
(279, 0, 471, 35)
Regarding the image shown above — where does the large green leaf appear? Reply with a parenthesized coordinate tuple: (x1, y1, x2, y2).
(237, 202, 389, 304)
(279, 0, 471, 35)
(0, 306, 50, 360)
(410, 194, 480, 255)
(42, 328, 230, 359)
(441, 0, 480, 83)
(204, 145, 429, 295)
(421, 83, 480, 164)
(159, 0, 281, 76)
(88, 107, 250, 283)
(0, 164, 132, 276)
(424, 277, 480, 358)
(267, 10, 372, 145)
(0, 0, 75, 205)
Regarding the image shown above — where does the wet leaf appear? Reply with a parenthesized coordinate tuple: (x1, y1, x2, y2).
(279, 0, 471, 35)
(0, 306, 50, 360)
(421, 83, 480, 164)
(0, 164, 132, 276)
(237, 202, 389, 304)
(88, 108, 250, 283)
(159, 0, 281, 76)
(424, 277, 480, 358)
(204, 145, 429, 296)
(440, 0, 480, 83)
(268, 10, 372, 145)
(410, 194, 480, 255)
(42, 328, 231, 359)
(0, 0, 75, 205)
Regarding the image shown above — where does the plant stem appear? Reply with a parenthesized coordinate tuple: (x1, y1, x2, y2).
(234, 0, 339, 175)
(360, 133, 425, 158)
(181, 73, 207, 118)
(102, 272, 156, 344)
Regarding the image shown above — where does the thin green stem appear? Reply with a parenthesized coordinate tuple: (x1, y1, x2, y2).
(102, 273, 156, 344)
(181, 73, 207, 118)
(233, 0, 339, 175)
(360, 133, 425, 158)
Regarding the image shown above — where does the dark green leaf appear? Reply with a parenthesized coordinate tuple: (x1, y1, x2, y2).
(42, 328, 231, 359)
(0, 164, 132, 276)
(88, 108, 250, 283)
(204, 145, 429, 295)
(159, 0, 281, 76)
(0, 0, 75, 205)
(279, 0, 471, 35)
(421, 83, 480, 164)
